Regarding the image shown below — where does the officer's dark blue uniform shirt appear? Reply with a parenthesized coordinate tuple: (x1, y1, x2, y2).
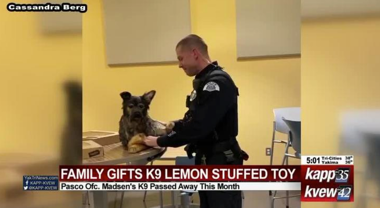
(157, 61, 238, 148)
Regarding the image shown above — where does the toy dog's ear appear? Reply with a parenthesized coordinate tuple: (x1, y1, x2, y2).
(142, 90, 156, 104)
(120, 91, 131, 100)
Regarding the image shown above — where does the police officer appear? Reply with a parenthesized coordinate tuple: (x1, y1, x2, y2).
(144, 34, 248, 208)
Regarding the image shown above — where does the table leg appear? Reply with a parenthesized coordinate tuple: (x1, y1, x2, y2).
(149, 191, 177, 208)
(160, 191, 164, 207)
(171, 191, 176, 207)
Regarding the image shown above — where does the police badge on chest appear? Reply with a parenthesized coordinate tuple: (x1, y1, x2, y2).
(186, 90, 197, 108)
(190, 90, 197, 101)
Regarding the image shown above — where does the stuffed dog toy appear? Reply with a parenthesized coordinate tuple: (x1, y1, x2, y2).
(119, 90, 174, 153)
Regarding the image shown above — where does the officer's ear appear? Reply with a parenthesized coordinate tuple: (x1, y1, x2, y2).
(192, 48, 200, 60)
(142, 90, 156, 104)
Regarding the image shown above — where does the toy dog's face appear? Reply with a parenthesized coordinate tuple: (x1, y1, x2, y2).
(120, 90, 156, 122)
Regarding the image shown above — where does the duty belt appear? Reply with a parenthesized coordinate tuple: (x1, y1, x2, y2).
(194, 139, 249, 163)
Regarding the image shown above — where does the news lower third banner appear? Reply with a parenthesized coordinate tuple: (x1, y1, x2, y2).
(23, 155, 354, 202)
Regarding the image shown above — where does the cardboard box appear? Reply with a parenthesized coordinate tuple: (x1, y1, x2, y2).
(82, 140, 104, 159)
(82, 130, 120, 146)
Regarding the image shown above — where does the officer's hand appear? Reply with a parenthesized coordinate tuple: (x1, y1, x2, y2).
(144, 136, 159, 147)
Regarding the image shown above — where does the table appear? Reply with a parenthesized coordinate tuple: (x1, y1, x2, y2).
(83, 143, 166, 208)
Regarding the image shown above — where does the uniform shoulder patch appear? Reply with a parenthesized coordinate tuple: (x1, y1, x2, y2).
(203, 81, 220, 92)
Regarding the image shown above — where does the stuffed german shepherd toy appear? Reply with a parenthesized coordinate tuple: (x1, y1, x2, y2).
(119, 90, 174, 153)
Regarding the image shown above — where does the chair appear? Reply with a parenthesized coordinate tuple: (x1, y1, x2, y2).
(269, 107, 300, 196)
(174, 156, 245, 208)
(140, 148, 168, 205)
(270, 107, 300, 164)
(282, 118, 301, 163)
(271, 118, 301, 208)
(138, 156, 195, 208)
(117, 148, 167, 208)
(175, 156, 200, 208)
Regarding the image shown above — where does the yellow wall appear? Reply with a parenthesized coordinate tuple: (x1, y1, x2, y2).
(0, 0, 82, 154)
(302, 16, 380, 208)
(83, 0, 300, 165)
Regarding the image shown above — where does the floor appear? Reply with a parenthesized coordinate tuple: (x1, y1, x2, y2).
(84, 190, 300, 208)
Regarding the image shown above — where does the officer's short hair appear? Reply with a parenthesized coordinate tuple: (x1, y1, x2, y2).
(176, 34, 209, 57)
